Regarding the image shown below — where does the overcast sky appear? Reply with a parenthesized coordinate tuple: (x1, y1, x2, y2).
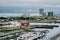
(0, 0, 60, 8)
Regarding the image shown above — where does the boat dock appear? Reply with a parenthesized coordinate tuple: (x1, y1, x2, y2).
(0, 30, 47, 40)
(30, 23, 59, 29)
(17, 31, 46, 40)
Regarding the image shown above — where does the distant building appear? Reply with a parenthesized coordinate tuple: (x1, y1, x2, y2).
(48, 12, 53, 16)
(0, 19, 10, 24)
(39, 8, 46, 16)
(43, 13, 46, 16)
(22, 13, 30, 17)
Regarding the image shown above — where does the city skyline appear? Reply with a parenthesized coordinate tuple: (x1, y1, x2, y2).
(0, 0, 60, 16)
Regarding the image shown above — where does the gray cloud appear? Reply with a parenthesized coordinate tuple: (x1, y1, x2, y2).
(0, 0, 60, 8)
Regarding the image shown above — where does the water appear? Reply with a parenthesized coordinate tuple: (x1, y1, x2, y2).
(0, 7, 60, 17)
(0, 7, 60, 14)
(31, 23, 60, 40)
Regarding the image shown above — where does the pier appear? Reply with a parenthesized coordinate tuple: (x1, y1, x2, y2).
(30, 23, 59, 29)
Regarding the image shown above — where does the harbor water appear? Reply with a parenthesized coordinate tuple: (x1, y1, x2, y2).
(30, 23, 60, 40)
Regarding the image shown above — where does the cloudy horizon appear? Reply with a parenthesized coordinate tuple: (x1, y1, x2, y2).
(0, 0, 60, 8)
(0, 0, 60, 16)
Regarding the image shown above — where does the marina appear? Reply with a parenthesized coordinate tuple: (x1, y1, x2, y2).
(0, 23, 60, 40)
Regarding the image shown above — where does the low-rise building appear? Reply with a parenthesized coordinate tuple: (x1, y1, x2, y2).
(0, 19, 10, 24)
(0, 20, 21, 30)
(18, 20, 29, 26)
(21, 13, 30, 17)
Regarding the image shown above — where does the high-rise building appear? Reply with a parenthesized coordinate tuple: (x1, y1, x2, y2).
(39, 8, 44, 14)
(48, 12, 53, 16)
(39, 8, 46, 16)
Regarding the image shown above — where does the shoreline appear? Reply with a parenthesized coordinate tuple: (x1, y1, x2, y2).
(0, 13, 39, 17)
